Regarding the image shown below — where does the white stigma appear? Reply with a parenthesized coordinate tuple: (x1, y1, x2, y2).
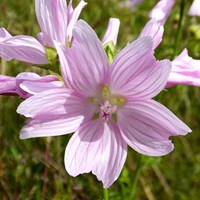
(100, 100, 117, 121)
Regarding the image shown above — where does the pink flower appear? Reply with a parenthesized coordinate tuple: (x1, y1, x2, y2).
(17, 20, 191, 188)
(0, 0, 86, 64)
(138, 19, 164, 49)
(166, 48, 200, 87)
(119, 0, 144, 8)
(149, 0, 175, 25)
(102, 18, 120, 46)
(149, 0, 200, 25)
(188, 0, 200, 16)
(0, 72, 63, 98)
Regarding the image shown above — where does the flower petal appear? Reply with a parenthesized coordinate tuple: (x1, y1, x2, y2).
(149, 0, 175, 25)
(188, 0, 200, 16)
(65, 120, 127, 188)
(17, 88, 89, 118)
(0, 36, 48, 64)
(0, 28, 12, 42)
(166, 49, 200, 87)
(35, 0, 67, 46)
(110, 37, 171, 99)
(56, 20, 109, 96)
(0, 75, 17, 95)
(17, 88, 91, 139)
(16, 72, 63, 97)
(102, 18, 120, 46)
(67, 0, 87, 42)
(118, 100, 191, 156)
(138, 19, 164, 49)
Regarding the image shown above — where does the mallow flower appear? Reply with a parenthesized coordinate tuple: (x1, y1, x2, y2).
(149, 0, 200, 25)
(188, 0, 200, 16)
(0, 0, 87, 64)
(138, 19, 200, 88)
(0, 72, 63, 99)
(17, 20, 191, 188)
(166, 48, 200, 87)
(149, 0, 175, 25)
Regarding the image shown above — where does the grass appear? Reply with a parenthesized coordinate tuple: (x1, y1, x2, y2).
(1, 0, 200, 199)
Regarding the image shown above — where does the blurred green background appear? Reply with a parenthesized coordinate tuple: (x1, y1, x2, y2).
(0, 0, 200, 199)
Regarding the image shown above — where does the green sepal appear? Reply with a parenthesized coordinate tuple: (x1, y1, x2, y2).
(34, 46, 60, 74)
(45, 46, 57, 65)
(103, 41, 116, 64)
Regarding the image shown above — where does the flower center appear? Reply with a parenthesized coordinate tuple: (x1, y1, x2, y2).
(88, 85, 125, 122)
(100, 100, 117, 121)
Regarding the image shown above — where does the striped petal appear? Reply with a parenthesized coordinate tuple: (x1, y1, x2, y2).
(65, 120, 127, 188)
(109, 37, 171, 99)
(35, 0, 67, 46)
(56, 20, 109, 97)
(17, 88, 91, 138)
(0, 36, 48, 64)
(118, 99, 191, 156)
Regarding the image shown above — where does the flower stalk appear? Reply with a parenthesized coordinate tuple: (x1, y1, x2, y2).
(173, 0, 185, 58)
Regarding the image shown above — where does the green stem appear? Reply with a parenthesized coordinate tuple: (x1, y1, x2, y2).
(67, 176, 72, 200)
(129, 155, 142, 200)
(173, 0, 185, 59)
(103, 188, 109, 200)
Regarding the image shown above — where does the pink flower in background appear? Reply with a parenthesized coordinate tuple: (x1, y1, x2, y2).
(188, 0, 200, 16)
(166, 49, 200, 87)
(138, 19, 164, 49)
(0, 72, 63, 99)
(138, 19, 200, 89)
(102, 18, 120, 46)
(149, 0, 175, 25)
(0, 0, 86, 64)
(149, 0, 200, 25)
(17, 20, 191, 188)
(119, 0, 144, 8)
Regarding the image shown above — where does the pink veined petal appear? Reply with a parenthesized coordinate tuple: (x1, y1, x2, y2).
(19, 115, 83, 139)
(118, 99, 191, 156)
(17, 88, 90, 118)
(0, 72, 62, 99)
(67, 0, 74, 21)
(16, 72, 63, 97)
(0, 28, 12, 42)
(65, 120, 127, 188)
(67, 0, 87, 42)
(109, 37, 171, 99)
(188, 0, 200, 16)
(56, 20, 109, 97)
(35, 0, 67, 46)
(20, 80, 64, 96)
(0, 36, 48, 64)
(17, 88, 92, 139)
(102, 18, 120, 46)
(149, 0, 175, 25)
(138, 19, 164, 49)
(0, 75, 17, 95)
(54, 42, 73, 88)
(166, 48, 200, 87)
